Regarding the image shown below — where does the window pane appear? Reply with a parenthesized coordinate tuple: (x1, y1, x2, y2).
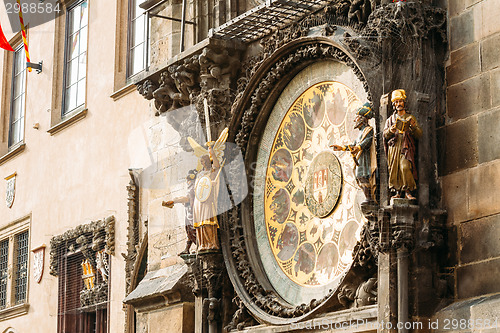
(18, 113, 25, 143)
(10, 48, 26, 146)
(135, 0, 145, 18)
(11, 96, 23, 121)
(68, 6, 81, 34)
(70, 5, 81, 34)
(79, 26, 87, 53)
(14, 50, 25, 75)
(15, 231, 29, 304)
(128, 0, 148, 77)
(76, 79, 86, 107)
(131, 44, 145, 75)
(81, 1, 88, 27)
(78, 53, 86, 80)
(0, 240, 8, 309)
(13, 73, 24, 99)
(133, 16, 145, 46)
(65, 84, 77, 112)
(69, 32, 80, 60)
(66, 58, 79, 86)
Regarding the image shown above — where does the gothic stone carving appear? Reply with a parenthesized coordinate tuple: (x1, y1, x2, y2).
(337, 277, 377, 308)
(122, 170, 140, 295)
(364, 2, 447, 43)
(226, 295, 257, 331)
(183, 253, 226, 330)
(221, 40, 374, 323)
(80, 282, 108, 309)
(49, 216, 115, 276)
(136, 44, 241, 128)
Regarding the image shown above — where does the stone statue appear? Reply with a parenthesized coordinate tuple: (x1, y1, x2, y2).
(338, 277, 377, 308)
(163, 169, 198, 255)
(187, 128, 228, 252)
(383, 89, 422, 200)
(332, 102, 377, 204)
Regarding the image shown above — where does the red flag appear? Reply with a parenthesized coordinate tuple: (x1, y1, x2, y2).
(0, 21, 14, 52)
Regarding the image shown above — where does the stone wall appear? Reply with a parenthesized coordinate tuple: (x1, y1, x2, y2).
(441, 0, 500, 300)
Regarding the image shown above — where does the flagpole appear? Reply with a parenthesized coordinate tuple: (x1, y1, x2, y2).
(16, 0, 32, 72)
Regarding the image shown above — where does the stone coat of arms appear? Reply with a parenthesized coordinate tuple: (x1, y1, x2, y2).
(5, 173, 16, 208)
(32, 245, 45, 284)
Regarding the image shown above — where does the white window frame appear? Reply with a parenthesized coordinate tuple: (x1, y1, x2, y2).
(127, 0, 149, 78)
(8, 46, 27, 149)
(62, 0, 89, 116)
(0, 216, 30, 321)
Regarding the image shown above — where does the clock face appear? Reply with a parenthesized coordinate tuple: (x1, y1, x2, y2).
(253, 62, 370, 305)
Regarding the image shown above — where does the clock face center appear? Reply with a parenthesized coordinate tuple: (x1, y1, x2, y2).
(305, 151, 343, 218)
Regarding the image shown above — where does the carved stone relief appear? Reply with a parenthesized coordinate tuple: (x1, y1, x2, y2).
(49, 216, 115, 277)
(136, 44, 242, 132)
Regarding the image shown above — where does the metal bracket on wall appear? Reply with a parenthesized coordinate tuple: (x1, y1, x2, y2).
(26, 61, 42, 74)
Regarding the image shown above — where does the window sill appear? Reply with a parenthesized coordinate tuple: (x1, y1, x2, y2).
(110, 83, 137, 101)
(47, 108, 88, 135)
(0, 143, 26, 166)
(0, 303, 29, 321)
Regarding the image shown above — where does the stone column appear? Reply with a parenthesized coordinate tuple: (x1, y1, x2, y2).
(183, 252, 225, 333)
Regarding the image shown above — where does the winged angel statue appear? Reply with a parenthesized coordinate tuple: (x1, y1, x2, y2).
(186, 127, 228, 251)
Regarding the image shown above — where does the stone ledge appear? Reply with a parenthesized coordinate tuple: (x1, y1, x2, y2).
(47, 108, 88, 135)
(0, 143, 26, 166)
(433, 293, 500, 333)
(124, 264, 193, 311)
(0, 303, 29, 321)
(236, 305, 378, 333)
(110, 83, 137, 101)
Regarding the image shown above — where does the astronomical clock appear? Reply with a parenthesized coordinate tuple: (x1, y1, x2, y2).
(226, 48, 375, 324)
(253, 64, 370, 304)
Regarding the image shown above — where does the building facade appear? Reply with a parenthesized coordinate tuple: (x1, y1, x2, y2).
(0, 0, 499, 332)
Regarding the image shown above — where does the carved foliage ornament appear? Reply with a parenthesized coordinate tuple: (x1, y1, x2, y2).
(49, 216, 115, 277)
(137, 46, 240, 122)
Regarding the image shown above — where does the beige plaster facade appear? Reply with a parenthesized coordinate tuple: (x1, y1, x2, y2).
(0, 0, 151, 331)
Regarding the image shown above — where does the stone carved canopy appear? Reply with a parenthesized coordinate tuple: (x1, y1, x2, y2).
(49, 216, 115, 277)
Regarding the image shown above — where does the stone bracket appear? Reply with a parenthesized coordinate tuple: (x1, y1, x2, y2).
(183, 252, 225, 332)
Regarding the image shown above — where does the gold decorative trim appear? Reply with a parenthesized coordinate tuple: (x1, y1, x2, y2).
(31, 244, 46, 252)
(47, 108, 88, 135)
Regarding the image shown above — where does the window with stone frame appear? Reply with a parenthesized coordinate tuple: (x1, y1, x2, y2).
(62, 0, 89, 116)
(0, 216, 30, 321)
(8, 46, 27, 148)
(127, 0, 149, 78)
(0, 32, 26, 163)
(50, 217, 114, 333)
